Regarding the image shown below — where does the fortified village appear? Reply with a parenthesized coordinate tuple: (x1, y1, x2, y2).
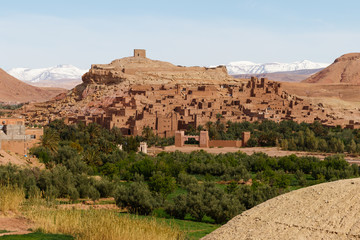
(20, 50, 360, 144)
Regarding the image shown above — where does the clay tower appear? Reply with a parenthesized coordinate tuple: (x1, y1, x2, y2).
(134, 49, 146, 58)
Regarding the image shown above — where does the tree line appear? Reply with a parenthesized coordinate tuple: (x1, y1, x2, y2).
(190, 120, 360, 154)
(1, 119, 355, 225)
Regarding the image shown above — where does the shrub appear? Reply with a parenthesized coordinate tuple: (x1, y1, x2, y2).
(88, 186, 100, 202)
(114, 181, 160, 215)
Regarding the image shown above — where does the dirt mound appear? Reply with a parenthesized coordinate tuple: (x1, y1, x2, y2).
(0, 68, 66, 103)
(202, 178, 360, 240)
(303, 53, 360, 84)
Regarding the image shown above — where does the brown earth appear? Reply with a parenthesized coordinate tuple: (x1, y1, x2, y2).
(0, 150, 43, 168)
(0, 68, 66, 104)
(202, 177, 360, 240)
(303, 53, 360, 84)
(0, 214, 33, 237)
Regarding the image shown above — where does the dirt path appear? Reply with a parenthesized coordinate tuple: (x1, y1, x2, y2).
(0, 215, 33, 237)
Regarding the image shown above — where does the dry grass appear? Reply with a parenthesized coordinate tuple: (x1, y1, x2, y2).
(25, 206, 184, 240)
(0, 187, 184, 239)
(0, 185, 25, 213)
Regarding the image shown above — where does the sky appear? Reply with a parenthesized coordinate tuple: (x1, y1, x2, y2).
(1, 0, 360, 69)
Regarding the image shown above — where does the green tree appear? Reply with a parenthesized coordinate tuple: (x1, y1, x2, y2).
(41, 128, 60, 153)
(149, 172, 176, 203)
(348, 139, 357, 154)
(114, 181, 160, 215)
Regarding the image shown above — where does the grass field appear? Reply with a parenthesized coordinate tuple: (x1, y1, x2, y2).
(123, 213, 220, 239)
(0, 233, 73, 240)
(158, 218, 219, 239)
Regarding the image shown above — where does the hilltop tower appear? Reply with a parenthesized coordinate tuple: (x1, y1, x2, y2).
(134, 49, 146, 58)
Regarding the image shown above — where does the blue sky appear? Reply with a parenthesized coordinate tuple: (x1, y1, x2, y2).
(1, 0, 360, 69)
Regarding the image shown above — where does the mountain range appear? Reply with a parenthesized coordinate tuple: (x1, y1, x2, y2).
(6, 60, 330, 89)
(0, 68, 66, 103)
(226, 60, 329, 75)
(7, 65, 87, 89)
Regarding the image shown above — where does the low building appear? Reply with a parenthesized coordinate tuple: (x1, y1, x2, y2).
(0, 118, 43, 156)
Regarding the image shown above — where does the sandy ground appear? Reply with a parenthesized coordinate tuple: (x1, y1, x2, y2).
(0, 150, 43, 168)
(202, 177, 360, 240)
(152, 146, 360, 165)
(0, 215, 33, 237)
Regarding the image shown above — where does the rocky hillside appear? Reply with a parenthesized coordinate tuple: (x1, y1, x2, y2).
(303, 53, 360, 84)
(83, 55, 240, 85)
(202, 178, 360, 240)
(0, 68, 66, 104)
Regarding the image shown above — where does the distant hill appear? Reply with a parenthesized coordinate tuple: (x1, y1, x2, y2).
(226, 60, 329, 75)
(303, 53, 360, 84)
(232, 68, 323, 82)
(0, 68, 66, 104)
(7, 65, 86, 89)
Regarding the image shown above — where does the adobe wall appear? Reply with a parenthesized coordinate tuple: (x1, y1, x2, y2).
(1, 140, 31, 155)
(209, 140, 243, 148)
(25, 128, 43, 140)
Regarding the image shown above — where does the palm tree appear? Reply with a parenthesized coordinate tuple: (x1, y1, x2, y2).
(41, 128, 60, 153)
(87, 123, 101, 143)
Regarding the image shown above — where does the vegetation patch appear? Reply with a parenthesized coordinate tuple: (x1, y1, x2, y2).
(0, 232, 73, 240)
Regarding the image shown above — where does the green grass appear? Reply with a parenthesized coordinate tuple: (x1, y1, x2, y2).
(122, 213, 220, 239)
(0, 231, 10, 234)
(161, 217, 220, 240)
(0, 233, 73, 240)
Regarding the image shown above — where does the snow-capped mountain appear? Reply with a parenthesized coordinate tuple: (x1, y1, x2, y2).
(226, 60, 329, 75)
(7, 64, 87, 83)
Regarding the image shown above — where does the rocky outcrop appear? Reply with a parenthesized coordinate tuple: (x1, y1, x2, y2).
(82, 54, 238, 85)
(303, 53, 360, 84)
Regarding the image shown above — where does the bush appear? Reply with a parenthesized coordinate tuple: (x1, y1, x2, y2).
(95, 179, 114, 198)
(114, 181, 160, 215)
(149, 172, 176, 203)
(88, 186, 100, 202)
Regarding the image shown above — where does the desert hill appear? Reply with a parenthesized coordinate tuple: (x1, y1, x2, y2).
(303, 53, 360, 84)
(0, 68, 66, 103)
(202, 178, 360, 240)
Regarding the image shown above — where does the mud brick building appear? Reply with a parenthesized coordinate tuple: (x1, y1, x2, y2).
(0, 118, 43, 155)
(63, 76, 334, 138)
